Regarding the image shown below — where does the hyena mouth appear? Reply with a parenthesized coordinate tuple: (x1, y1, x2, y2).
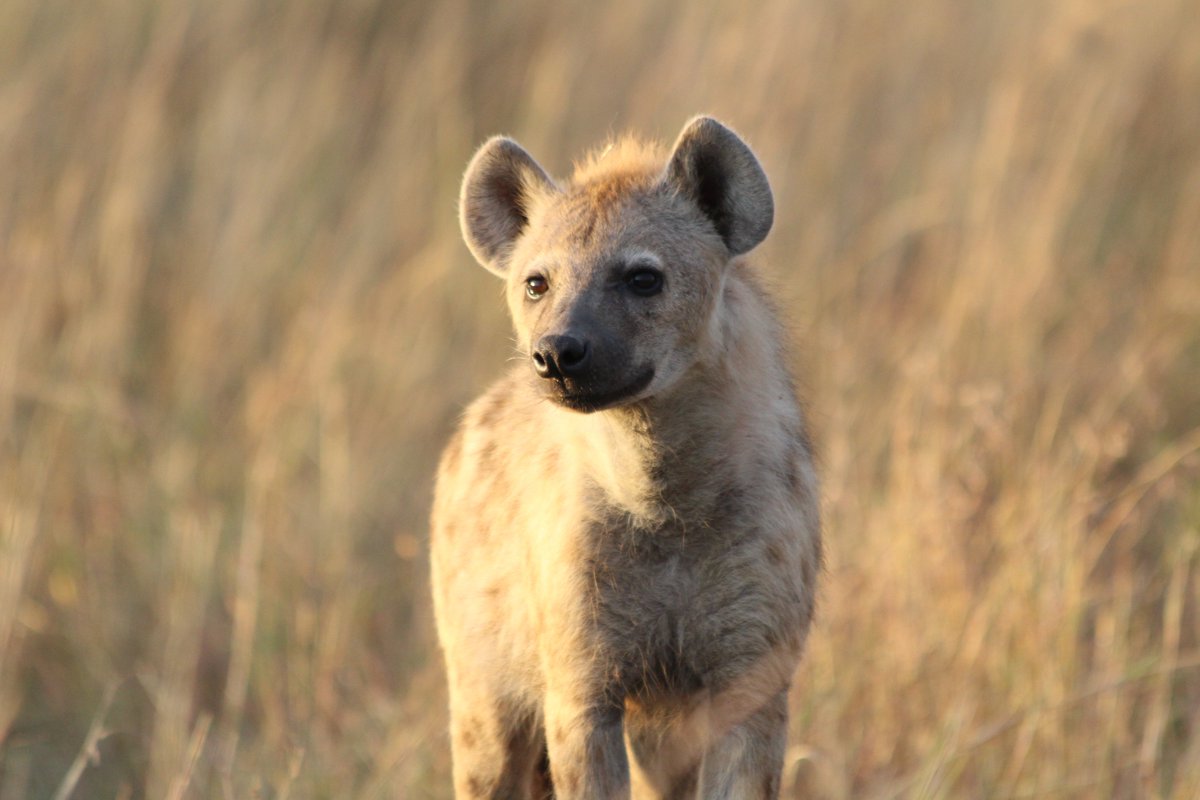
(553, 366, 655, 413)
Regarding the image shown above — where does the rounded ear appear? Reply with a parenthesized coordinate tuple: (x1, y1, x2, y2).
(663, 116, 774, 255)
(459, 136, 557, 275)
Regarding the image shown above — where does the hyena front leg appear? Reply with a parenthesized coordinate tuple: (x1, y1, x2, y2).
(542, 686, 630, 800)
(696, 689, 789, 799)
(446, 675, 545, 799)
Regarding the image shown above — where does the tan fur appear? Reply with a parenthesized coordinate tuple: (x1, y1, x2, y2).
(433, 117, 821, 799)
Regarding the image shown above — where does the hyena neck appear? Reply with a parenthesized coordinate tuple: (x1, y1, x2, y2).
(564, 393, 730, 526)
(565, 270, 799, 527)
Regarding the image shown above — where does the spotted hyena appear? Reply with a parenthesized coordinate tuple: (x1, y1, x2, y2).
(431, 116, 821, 799)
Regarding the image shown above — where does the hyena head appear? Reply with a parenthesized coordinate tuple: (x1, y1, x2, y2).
(459, 116, 773, 412)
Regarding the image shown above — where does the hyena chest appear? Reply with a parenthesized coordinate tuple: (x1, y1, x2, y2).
(592, 537, 788, 701)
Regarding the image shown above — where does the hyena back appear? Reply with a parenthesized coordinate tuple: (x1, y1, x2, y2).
(432, 117, 821, 799)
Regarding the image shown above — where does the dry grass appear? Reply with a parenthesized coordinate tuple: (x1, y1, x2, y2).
(1, 0, 1198, 797)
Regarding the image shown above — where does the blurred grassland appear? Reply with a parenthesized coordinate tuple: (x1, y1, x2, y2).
(1, 0, 1199, 797)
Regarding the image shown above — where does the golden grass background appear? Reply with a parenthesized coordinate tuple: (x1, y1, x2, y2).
(2, 0, 1199, 797)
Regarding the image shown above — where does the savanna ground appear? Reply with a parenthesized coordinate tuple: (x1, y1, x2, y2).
(2, 0, 1199, 797)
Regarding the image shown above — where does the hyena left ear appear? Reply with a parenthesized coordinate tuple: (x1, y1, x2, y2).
(664, 116, 774, 256)
(460, 136, 558, 276)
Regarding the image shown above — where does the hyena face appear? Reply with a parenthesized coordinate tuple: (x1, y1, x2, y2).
(501, 183, 727, 412)
(460, 117, 774, 412)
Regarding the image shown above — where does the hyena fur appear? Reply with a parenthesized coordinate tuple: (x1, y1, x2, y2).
(431, 116, 821, 799)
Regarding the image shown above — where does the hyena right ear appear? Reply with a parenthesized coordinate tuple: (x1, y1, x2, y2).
(459, 137, 557, 276)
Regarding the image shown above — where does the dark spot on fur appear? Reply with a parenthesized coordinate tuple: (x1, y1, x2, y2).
(465, 774, 489, 797)
(766, 541, 785, 565)
(459, 726, 477, 747)
(478, 389, 505, 422)
(785, 460, 800, 493)
(478, 441, 499, 471)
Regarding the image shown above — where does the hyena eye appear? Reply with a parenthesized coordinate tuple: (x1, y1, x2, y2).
(625, 268, 663, 297)
(525, 276, 549, 300)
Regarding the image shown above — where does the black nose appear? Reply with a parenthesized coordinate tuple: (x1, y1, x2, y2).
(532, 334, 591, 380)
